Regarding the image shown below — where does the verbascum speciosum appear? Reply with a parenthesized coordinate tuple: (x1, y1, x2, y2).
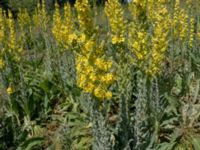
(105, 0, 126, 45)
(17, 9, 31, 49)
(75, 0, 94, 37)
(33, 0, 49, 30)
(147, 1, 170, 76)
(52, 3, 63, 47)
(76, 39, 115, 100)
(172, 0, 193, 45)
(128, 1, 149, 68)
(63, 3, 77, 47)
(0, 9, 5, 69)
(7, 11, 23, 61)
(52, 3, 77, 50)
(0, 8, 4, 43)
(129, 0, 170, 77)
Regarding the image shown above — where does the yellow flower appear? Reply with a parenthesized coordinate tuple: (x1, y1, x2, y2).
(105, 0, 126, 44)
(95, 58, 112, 72)
(68, 33, 78, 44)
(78, 34, 86, 43)
(101, 73, 115, 85)
(94, 87, 105, 99)
(75, 0, 93, 35)
(0, 58, 5, 69)
(7, 87, 13, 95)
(105, 91, 112, 99)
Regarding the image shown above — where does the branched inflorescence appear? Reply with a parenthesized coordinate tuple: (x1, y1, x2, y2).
(0, 8, 5, 69)
(75, 0, 115, 100)
(104, 0, 126, 44)
(128, 0, 170, 77)
(52, 3, 77, 50)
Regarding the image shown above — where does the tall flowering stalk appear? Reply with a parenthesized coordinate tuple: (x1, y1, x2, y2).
(75, 0, 115, 100)
(104, 0, 126, 44)
(128, 0, 170, 77)
(17, 9, 32, 49)
(33, 0, 49, 30)
(6, 11, 23, 61)
(52, 3, 77, 50)
(75, 0, 94, 36)
(0, 9, 5, 69)
(76, 39, 115, 100)
(172, 0, 195, 47)
(147, 2, 171, 76)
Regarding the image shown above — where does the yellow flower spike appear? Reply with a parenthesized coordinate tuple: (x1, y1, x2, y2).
(0, 58, 5, 69)
(52, 2, 75, 50)
(76, 38, 115, 100)
(105, 0, 126, 44)
(0, 8, 5, 43)
(33, 0, 49, 30)
(52, 3, 63, 45)
(75, 0, 93, 36)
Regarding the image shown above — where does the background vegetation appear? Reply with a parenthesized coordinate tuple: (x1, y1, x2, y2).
(0, 0, 200, 150)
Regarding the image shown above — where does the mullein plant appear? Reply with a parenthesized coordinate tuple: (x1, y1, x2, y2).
(128, 0, 170, 77)
(147, 0, 171, 76)
(75, 0, 115, 100)
(33, 0, 49, 31)
(17, 9, 32, 51)
(104, 0, 126, 45)
(0, 9, 5, 70)
(172, 0, 194, 48)
(6, 11, 23, 61)
(52, 3, 77, 50)
(74, 0, 116, 148)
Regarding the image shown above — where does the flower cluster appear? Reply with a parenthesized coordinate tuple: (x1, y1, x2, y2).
(104, 0, 126, 44)
(33, 1, 49, 30)
(75, 0, 94, 36)
(76, 38, 115, 100)
(172, 0, 194, 47)
(7, 11, 23, 61)
(0, 9, 5, 69)
(74, 0, 115, 100)
(52, 3, 77, 50)
(128, 0, 170, 76)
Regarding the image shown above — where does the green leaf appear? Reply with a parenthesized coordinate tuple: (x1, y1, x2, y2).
(192, 137, 200, 150)
(17, 137, 44, 150)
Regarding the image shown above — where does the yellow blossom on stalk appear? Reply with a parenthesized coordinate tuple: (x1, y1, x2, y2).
(17, 9, 31, 49)
(105, 0, 126, 44)
(129, 0, 146, 23)
(128, 0, 149, 67)
(128, 0, 170, 76)
(52, 3, 63, 45)
(63, 3, 77, 44)
(5, 11, 23, 61)
(7, 11, 17, 51)
(172, 1, 189, 42)
(33, 1, 48, 30)
(95, 58, 112, 72)
(128, 28, 148, 61)
(0, 9, 5, 69)
(0, 8, 5, 42)
(76, 38, 115, 100)
(147, 3, 170, 76)
(75, 0, 93, 36)
(0, 58, 5, 69)
(18, 9, 31, 30)
(52, 3, 77, 49)
(7, 87, 13, 95)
